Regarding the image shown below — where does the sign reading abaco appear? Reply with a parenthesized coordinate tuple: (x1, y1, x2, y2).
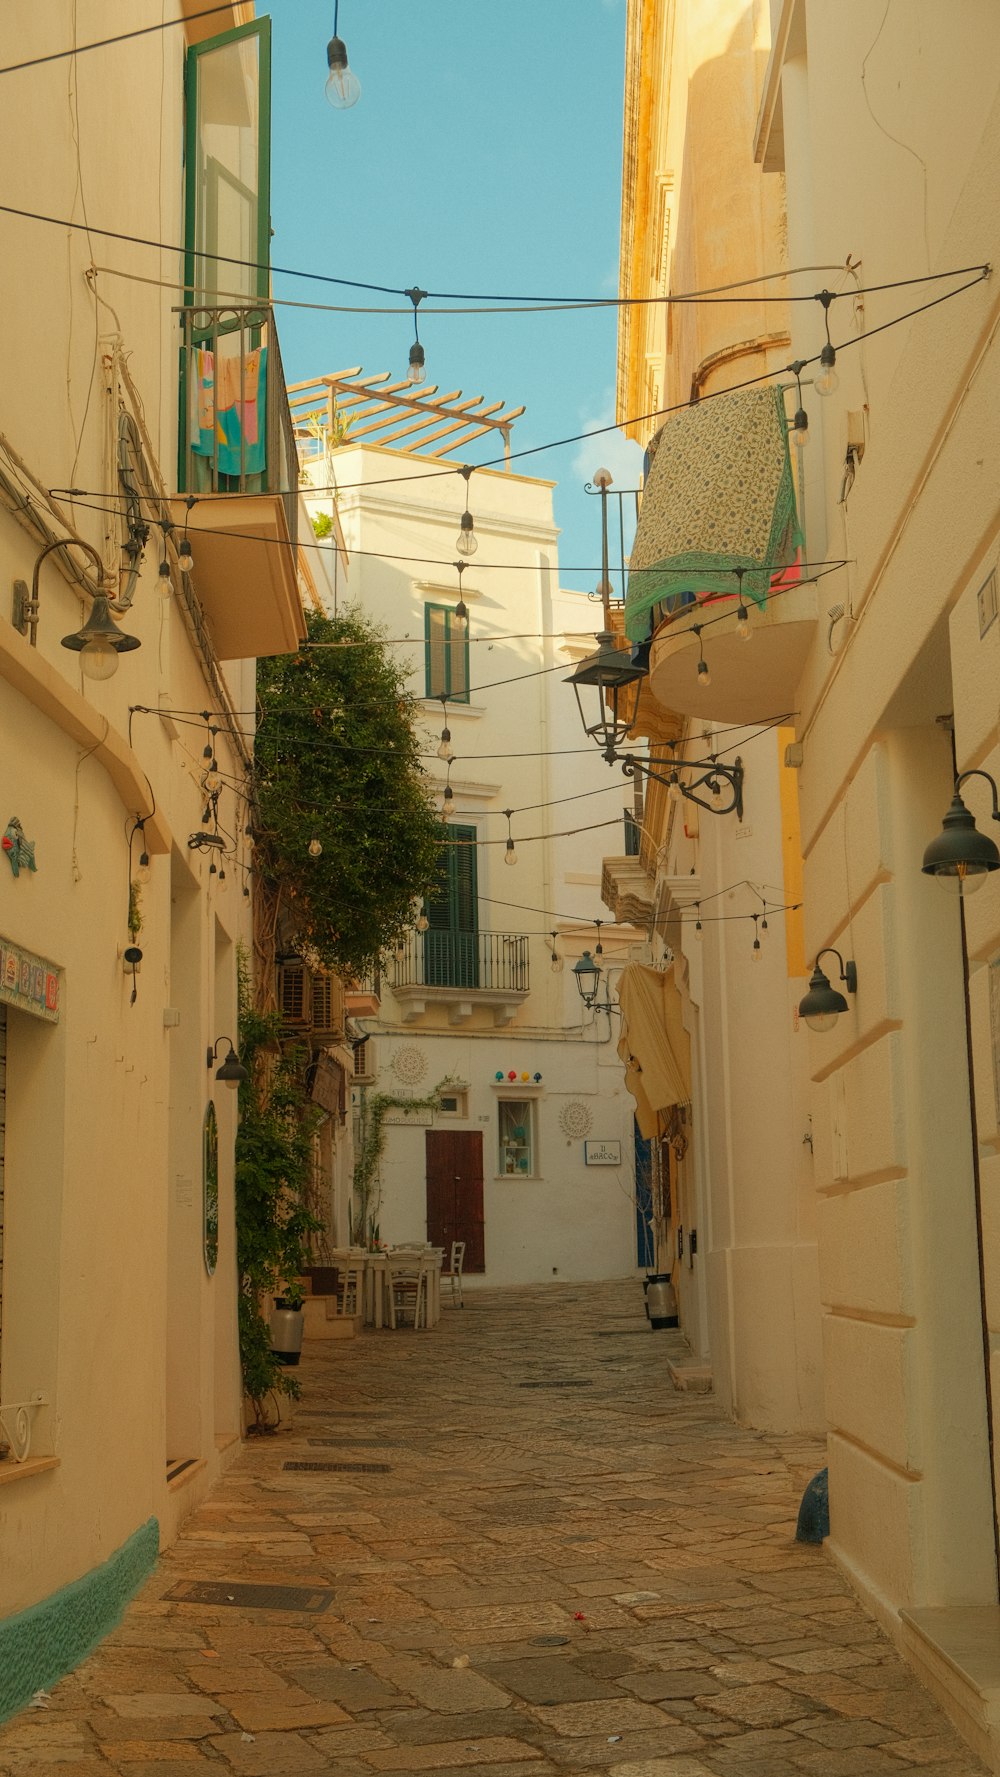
(584, 1139, 622, 1166)
(0, 937, 60, 1022)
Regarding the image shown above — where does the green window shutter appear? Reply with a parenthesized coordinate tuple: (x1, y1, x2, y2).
(426, 828, 477, 935)
(424, 603, 470, 703)
(184, 18, 272, 307)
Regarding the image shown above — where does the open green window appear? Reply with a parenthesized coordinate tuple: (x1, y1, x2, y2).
(184, 18, 272, 306)
(425, 603, 470, 703)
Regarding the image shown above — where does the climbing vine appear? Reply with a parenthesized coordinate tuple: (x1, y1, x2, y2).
(352, 1079, 455, 1246)
(252, 608, 441, 984)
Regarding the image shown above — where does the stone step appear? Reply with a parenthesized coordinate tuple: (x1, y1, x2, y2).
(901, 1605, 1000, 1771)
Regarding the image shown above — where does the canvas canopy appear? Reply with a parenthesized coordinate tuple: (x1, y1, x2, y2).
(616, 963, 691, 1139)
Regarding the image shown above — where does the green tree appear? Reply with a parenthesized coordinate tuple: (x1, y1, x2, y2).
(253, 608, 441, 978)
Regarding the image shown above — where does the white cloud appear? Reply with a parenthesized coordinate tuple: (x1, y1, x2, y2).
(572, 390, 645, 492)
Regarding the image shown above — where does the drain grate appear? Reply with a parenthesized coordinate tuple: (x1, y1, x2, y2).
(596, 1329, 652, 1337)
(283, 1459, 390, 1474)
(165, 1580, 335, 1612)
(518, 1379, 593, 1389)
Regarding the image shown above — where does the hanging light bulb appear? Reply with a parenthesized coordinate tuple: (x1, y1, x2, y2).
(760, 908, 769, 941)
(594, 919, 604, 958)
(218, 866, 228, 889)
(158, 554, 172, 594)
(416, 909, 429, 933)
(453, 597, 469, 633)
(667, 769, 682, 803)
(308, 838, 323, 858)
(736, 603, 751, 641)
(751, 914, 762, 961)
(550, 932, 564, 975)
(503, 808, 517, 867)
(324, 3, 361, 108)
(694, 904, 703, 941)
(178, 534, 194, 571)
(456, 511, 478, 556)
(203, 763, 222, 795)
(697, 657, 711, 688)
(437, 726, 453, 761)
(135, 828, 151, 885)
(405, 287, 427, 384)
(788, 359, 809, 448)
(815, 291, 839, 396)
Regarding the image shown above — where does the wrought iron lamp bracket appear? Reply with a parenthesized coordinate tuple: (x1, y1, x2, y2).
(619, 752, 744, 820)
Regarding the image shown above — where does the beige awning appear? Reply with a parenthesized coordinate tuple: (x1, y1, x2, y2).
(617, 963, 691, 1139)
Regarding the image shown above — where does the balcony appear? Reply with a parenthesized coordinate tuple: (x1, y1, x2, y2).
(391, 932, 530, 1027)
(175, 303, 306, 661)
(645, 571, 818, 725)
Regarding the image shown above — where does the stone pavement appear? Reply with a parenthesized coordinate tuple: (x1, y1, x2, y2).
(0, 1280, 988, 1777)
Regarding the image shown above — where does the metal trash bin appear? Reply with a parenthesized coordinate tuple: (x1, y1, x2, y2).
(645, 1272, 678, 1330)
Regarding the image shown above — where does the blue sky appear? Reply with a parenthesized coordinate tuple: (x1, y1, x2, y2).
(267, 0, 642, 590)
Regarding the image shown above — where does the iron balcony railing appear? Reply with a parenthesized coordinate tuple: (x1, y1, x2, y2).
(392, 932, 530, 995)
(178, 302, 299, 552)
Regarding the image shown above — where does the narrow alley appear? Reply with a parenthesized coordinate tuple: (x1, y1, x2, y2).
(0, 1282, 984, 1777)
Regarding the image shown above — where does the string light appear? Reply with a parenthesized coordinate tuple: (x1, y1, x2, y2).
(437, 694, 454, 761)
(790, 359, 809, 448)
(549, 931, 564, 974)
(814, 290, 839, 396)
(325, 1, 361, 109)
(456, 464, 478, 556)
(405, 286, 427, 384)
(735, 567, 752, 642)
(453, 560, 469, 634)
(308, 838, 323, 858)
(694, 903, 703, 941)
(594, 919, 603, 958)
(503, 808, 518, 867)
(751, 913, 762, 961)
(694, 625, 711, 688)
(178, 496, 195, 570)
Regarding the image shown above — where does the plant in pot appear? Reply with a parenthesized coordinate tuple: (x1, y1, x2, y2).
(235, 961, 322, 1430)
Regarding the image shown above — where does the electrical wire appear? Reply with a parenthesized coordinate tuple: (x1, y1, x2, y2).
(0, 197, 986, 310)
(0, 4, 238, 76)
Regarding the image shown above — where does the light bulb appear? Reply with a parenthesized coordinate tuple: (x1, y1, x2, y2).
(694, 918, 703, 941)
(667, 773, 682, 803)
(792, 409, 809, 448)
(136, 851, 151, 886)
(218, 868, 228, 890)
(437, 734, 454, 761)
(456, 515, 478, 556)
(710, 779, 722, 802)
(325, 36, 361, 108)
(453, 599, 469, 633)
(752, 938, 762, 961)
(158, 559, 172, 594)
(416, 913, 429, 933)
(408, 343, 426, 385)
(504, 839, 517, 866)
(308, 838, 323, 858)
(736, 605, 752, 641)
(79, 638, 119, 680)
(760, 917, 769, 940)
(815, 343, 839, 396)
(805, 1010, 839, 1033)
(697, 657, 711, 688)
(937, 861, 990, 895)
(550, 952, 564, 975)
(178, 537, 194, 571)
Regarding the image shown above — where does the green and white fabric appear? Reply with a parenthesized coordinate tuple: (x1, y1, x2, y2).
(625, 385, 800, 641)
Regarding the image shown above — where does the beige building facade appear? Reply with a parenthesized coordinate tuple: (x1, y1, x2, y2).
(615, 0, 1000, 1762)
(0, 0, 306, 1720)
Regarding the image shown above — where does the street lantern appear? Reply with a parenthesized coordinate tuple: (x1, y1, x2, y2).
(573, 949, 602, 1009)
(922, 774, 1000, 896)
(566, 632, 646, 763)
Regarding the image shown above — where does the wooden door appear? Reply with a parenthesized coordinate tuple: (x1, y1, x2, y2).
(425, 1130, 485, 1272)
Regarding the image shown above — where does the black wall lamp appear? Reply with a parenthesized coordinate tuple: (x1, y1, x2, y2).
(922, 771, 1000, 896)
(567, 632, 744, 819)
(572, 949, 623, 1016)
(798, 949, 858, 1033)
(14, 538, 140, 680)
(207, 1037, 248, 1090)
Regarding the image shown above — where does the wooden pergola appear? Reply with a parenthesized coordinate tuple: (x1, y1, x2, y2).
(286, 368, 525, 467)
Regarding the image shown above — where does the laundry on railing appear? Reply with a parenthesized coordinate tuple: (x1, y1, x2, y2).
(189, 338, 268, 478)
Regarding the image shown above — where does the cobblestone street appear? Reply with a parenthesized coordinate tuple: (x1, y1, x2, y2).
(0, 1282, 987, 1777)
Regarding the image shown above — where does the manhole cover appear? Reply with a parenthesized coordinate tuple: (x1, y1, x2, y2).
(165, 1580, 335, 1612)
(518, 1380, 593, 1390)
(532, 1634, 571, 1647)
(283, 1460, 390, 1473)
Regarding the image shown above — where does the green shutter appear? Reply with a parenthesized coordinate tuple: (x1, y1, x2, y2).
(424, 603, 470, 703)
(184, 18, 272, 307)
(423, 829, 478, 988)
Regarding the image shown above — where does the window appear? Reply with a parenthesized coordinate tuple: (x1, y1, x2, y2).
(184, 20, 271, 305)
(425, 603, 470, 703)
(425, 826, 479, 988)
(436, 1088, 469, 1119)
(498, 1099, 534, 1177)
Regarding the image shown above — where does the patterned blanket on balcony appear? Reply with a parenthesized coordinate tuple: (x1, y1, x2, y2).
(624, 384, 800, 641)
(190, 342, 268, 478)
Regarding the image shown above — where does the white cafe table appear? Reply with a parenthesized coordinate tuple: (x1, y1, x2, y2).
(364, 1248, 443, 1329)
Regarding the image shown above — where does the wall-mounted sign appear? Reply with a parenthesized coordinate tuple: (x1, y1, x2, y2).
(0, 937, 59, 1022)
(584, 1139, 622, 1166)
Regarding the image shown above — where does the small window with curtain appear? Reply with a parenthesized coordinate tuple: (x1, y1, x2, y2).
(425, 604, 470, 703)
(498, 1099, 534, 1177)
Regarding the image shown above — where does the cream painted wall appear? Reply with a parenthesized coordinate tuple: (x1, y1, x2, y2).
(302, 447, 643, 1284)
(0, 1, 259, 1626)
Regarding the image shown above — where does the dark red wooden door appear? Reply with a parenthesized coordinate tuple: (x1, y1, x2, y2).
(425, 1130, 485, 1272)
